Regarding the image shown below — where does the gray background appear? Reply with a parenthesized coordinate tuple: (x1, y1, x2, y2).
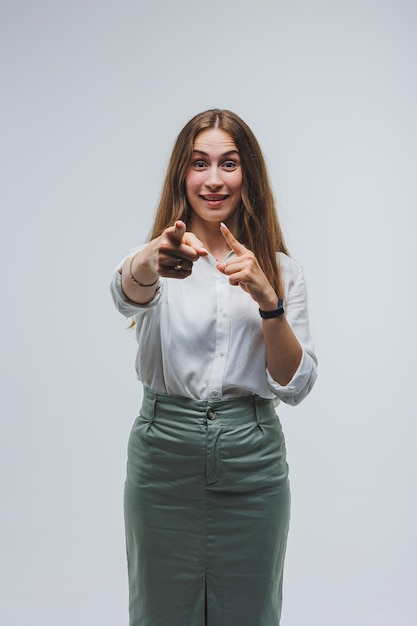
(1, 0, 416, 624)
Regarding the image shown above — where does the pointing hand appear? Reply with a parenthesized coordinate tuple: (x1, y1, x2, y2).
(217, 222, 277, 307)
(155, 221, 208, 279)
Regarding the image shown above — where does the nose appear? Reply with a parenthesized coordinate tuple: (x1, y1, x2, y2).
(205, 165, 223, 188)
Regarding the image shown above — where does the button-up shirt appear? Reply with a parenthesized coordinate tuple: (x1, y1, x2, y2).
(111, 249, 317, 405)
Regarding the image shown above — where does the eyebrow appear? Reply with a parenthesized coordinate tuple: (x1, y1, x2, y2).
(192, 149, 240, 157)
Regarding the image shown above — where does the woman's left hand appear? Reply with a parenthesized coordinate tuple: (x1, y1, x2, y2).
(217, 223, 278, 310)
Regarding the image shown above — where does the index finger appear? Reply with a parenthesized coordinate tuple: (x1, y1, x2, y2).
(161, 221, 203, 262)
(220, 222, 247, 255)
(165, 220, 187, 244)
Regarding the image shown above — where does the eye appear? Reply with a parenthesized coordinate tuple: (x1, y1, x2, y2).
(222, 161, 238, 170)
(192, 160, 207, 169)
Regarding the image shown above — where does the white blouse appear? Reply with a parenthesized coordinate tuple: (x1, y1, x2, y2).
(110, 249, 317, 405)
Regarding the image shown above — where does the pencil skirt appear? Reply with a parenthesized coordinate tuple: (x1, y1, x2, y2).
(124, 388, 291, 626)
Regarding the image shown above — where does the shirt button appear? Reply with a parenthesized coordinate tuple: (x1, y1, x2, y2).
(222, 311, 229, 318)
(211, 390, 220, 398)
(207, 409, 216, 420)
(219, 350, 225, 357)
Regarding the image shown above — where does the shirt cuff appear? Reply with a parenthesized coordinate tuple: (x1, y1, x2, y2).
(266, 349, 318, 406)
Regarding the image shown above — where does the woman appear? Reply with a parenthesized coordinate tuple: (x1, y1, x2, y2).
(111, 109, 317, 625)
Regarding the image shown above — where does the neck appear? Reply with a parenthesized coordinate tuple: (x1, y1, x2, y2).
(189, 216, 236, 261)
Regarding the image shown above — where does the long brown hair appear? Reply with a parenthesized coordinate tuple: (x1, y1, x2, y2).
(149, 109, 289, 297)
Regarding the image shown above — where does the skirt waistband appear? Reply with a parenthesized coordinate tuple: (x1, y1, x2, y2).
(141, 387, 276, 425)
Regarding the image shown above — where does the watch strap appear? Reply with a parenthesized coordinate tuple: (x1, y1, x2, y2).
(259, 298, 285, 319)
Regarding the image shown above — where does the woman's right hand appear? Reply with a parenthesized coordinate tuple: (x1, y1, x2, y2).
(121, 221, 208, 303)
(146, 220, 208, 279)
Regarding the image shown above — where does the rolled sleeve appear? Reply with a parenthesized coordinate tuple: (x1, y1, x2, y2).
(267, 349, 317, 405)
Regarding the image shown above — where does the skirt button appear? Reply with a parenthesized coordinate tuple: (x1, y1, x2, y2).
(207, 409, 216, 421)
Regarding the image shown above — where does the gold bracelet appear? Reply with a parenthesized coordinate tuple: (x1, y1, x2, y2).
(129, 255, 159, 287)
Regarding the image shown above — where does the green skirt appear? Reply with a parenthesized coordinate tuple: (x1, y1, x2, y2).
(124, 388, 291, 626)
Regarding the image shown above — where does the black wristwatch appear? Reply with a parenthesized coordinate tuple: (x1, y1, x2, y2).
(259, 299, 285, 319)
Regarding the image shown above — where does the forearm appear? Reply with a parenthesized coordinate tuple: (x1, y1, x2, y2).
(262, 315, 303, 386)
(120, 250, 159, 304)
(255, 288, 302, 386)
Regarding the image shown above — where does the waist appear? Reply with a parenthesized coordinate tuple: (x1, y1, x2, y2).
(142, 387, 276, 425)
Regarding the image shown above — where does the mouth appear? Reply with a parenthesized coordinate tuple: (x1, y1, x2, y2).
(200, 195, 229, 201)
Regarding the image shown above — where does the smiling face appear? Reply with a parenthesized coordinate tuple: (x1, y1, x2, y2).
(185, 128, 243, 228)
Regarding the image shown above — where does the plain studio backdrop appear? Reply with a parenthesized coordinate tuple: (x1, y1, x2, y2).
(1, 1, 416, 624)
